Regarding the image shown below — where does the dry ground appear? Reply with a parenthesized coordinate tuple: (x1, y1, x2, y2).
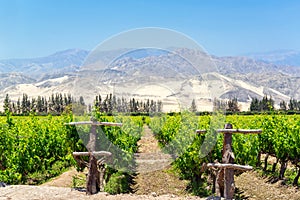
(132, 125, 190, 196)
(235, 170, 300, 200)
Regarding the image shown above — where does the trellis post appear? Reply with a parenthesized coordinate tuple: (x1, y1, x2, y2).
(65, 118, 122, 195)
(197, 124, 262, 199)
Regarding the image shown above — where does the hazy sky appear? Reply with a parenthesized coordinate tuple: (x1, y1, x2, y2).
(0, 0, 299, 59)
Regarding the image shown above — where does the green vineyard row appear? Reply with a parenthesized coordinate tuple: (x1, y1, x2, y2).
(0, 114, 74, 184)
(1, 112, 299, 195)
(149, 113, 300, 194)
(0, 113, 144, 193)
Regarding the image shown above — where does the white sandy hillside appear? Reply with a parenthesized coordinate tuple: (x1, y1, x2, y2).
(1, 76, 73, 103)
(35, 76, 69, 87)
(211, 72, 265, 97)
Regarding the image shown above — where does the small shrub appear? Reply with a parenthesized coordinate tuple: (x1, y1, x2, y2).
(104, 172, 131, 194)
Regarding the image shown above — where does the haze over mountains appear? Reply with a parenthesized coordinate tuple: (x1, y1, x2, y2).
(245, 49, 300, 67)
(0, 48, 300, 111)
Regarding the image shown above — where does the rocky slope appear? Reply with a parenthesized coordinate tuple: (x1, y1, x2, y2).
(0, 48, 299, 111)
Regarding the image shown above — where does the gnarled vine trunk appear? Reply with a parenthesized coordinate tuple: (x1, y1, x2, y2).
(256, 151, 261, 167)
(279, 160, 287, 180)
(293, 165, 300, 186)
(272, 157, 279, 173)
(263, 153, 269, 171)
(86, 155, 100, 195)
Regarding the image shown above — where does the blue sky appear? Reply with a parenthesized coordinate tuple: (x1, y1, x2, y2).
(0, 0, 300, 59)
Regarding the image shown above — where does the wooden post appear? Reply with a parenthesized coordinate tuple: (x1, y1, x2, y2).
(86, 120, 99, 195)
(65, 120, 122, 195)
(87, 153, 100, 195)
(215, 123, 234, 198)
(87, 120, 97, 152)
(222, 123, 235, 199)
(197, 125, 262, 200)
(207, 163, 253, 171)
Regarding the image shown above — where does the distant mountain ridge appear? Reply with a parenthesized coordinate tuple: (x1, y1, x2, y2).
(245, 49, 300, 67)
(0, 48, 300, 111)
(1, 48, 299, 76)
(0, 49, 89, 80)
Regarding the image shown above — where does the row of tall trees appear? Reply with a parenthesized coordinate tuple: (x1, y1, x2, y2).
(94, 94, 163, 113)
(193, 96, 300, 113)
(3, 93, 83, 115)
(250, 96, 300, 112)
(250, 96, 275, 112)
(5, 93, 298, 115)
(3, 93, 164, 115)
(279, 99, 300, 111)
(212, 97, 240, 112)
(213, 96, 300, 113)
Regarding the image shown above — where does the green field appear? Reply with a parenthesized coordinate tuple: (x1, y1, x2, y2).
(0, 113, 299, 194)
(150, 113, 300, 194)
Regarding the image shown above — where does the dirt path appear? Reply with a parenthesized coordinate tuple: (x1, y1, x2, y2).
(0, 185, 203, 200)
(132, 125, 191, 196)
(235, 170, 300, 200)
(41, 168, 79, 187)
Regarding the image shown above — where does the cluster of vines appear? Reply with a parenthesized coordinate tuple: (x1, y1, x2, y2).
(99, 114, 144, 194)
(149, 113, 300, 194)
(0, 113, 75, 184)
(0, 111, 144, 194)
(227, 114, 300, 185)
(149, 113, 223, 195)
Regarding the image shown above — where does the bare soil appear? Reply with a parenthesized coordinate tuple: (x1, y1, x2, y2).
(41, 168, 79, 188)
(132, 125, 191, 196)
(235, 170, 300, 200)
(0, 185, 203, 200)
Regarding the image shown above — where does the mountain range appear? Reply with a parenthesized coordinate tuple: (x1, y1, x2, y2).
(245, 49, 300, 67)
(1, 48, 300, 112)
